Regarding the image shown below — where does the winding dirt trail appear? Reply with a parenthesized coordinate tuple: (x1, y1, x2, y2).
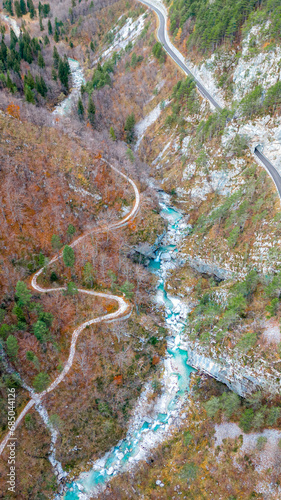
(0, 158, 140, 456)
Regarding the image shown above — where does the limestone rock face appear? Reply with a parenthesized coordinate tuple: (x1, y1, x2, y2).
(182, 346, 280, 398)
(187, 257, 232, 281)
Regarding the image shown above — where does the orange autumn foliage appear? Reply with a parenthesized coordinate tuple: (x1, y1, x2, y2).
(152, 355, 160, 365)
(128, 220, 137, 232)
(104, 302, 115, 313)
(6, 103, 20, 119)
(175, 27, 182, 42)
(113, 375, 123, 385)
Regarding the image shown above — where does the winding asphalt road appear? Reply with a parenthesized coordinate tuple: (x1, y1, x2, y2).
(0, 158, 140, 457)
(140, 0, 222, 111)
(1, 1, 281, 475)
(139, 0, 281, 200)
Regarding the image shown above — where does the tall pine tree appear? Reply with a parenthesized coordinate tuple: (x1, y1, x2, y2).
(53, 46, 59, 69)
(37, 52, 45, 68)
(27, 0, 36, 18)
(77, 97, 84, 119)
(88, 96, 95, 126)
(48, 20, 53, 35)
(58, 58, 69, 89)
(19, 0, 27, 15)
(4, 0, 14, 15)
(14, 1, 22, 17)
(10, 29, 18, 51)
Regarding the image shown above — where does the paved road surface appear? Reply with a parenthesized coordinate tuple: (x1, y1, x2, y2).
(140, 0, 222, 110)
(255, 148, 281, 199)
(139, 0, 281, 200)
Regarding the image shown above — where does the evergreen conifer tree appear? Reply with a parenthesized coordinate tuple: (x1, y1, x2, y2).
(4, 0, 14, 15)
(77, 97, 84, 118)
(10, 29, 18, 51)
(6, 71, 16, 93)
(14, 0, 22, 16)
(42, 3, 50, 17)
(58, 58, 69, 89)
(63, 245, 75, 269)
(88, 96, 95, 125)
(37, 52, 45, 68)
(19, 0, 27, 15)
(53, 46, 59, 68)
(1, 39, 7, 65)
(27, 0, 35, 18)
(48, 19, 53, 35)
(24, 70, 35, 89)
(35, 75, 47, 97)
(54, 29, 59, 42)
(124, 113, 135, 143)
(6, 335, 19, 360)
(109, 126, 116, 140)
(24, 84, 35, 103)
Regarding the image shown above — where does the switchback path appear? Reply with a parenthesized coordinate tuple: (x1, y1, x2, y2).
(0, 158, 140, 456)
(139, 0, 281, 200)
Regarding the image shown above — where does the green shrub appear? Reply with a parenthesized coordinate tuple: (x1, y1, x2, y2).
(33, 372, 50, 392)
(25, 414, 35, 430)
(119, 280, 134, 299)
(239, 408, 254, 432)
(152, 42, 166, 63)
(263, 81, 281, 113)
(240, 85, 263, 117)
(236, 331, 257, 353)
(227, 226, 240, 248)
(184, 431, 193, 447)
(130, 52, 143, 68)
(65, 282, 78, 295)
(6, 335, 18, 360)
(256, 436, 267, 450)
(247, 391, 263, 410)
(230, 134, 248, 157)
(197, 109, 232, 144)
(26, 351, 40, 371)
(231, 271, 259, 298)
(172, 77, 199, 115)
(204, 396, 221, 418)
(252, 408, 266, 430)
(266, 297, 279, 317)
(180, 461, 198, 481)
(221, 392, 241, 418)
(0, 324, 12, 340)
(33, 320, 50, 343)
(124, 114, 135, 143)
(264, 272, 281, 298)
(267, 406, 281, 426)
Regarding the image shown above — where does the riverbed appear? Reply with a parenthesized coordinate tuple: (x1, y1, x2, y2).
(53, 58, 85, 116)
(63, 191, 195, 499)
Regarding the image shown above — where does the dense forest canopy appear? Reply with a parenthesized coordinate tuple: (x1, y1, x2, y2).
(168, 0, 281, 52)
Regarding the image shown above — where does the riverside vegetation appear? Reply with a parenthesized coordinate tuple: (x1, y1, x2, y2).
(0, 0, 281, 498)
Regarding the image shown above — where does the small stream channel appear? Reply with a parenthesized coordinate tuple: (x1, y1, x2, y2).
(0, 18, 195, 500)
(53, 58, 85, 116)
(20, 49, 196, 498)
(63, 191, 195, 499)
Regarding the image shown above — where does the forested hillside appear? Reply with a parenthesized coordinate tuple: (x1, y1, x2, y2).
(169, 0, 281, 52)
(1, 0, 281, 498)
